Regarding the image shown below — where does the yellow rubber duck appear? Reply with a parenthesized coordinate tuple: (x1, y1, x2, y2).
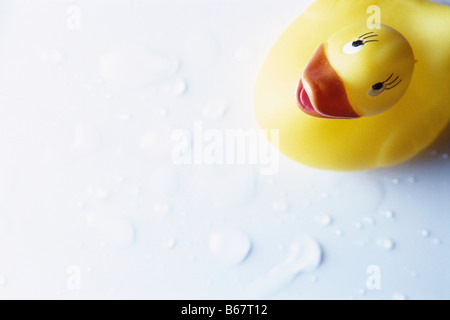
(255, 0, 450, 170)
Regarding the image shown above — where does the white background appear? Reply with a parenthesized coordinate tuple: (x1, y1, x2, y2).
(0, 0, 449, 299)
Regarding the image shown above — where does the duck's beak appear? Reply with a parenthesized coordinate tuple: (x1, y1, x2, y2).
(296, 44, 360, 119)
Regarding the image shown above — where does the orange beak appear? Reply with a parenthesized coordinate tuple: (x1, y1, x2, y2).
(296, 44, 360, 119)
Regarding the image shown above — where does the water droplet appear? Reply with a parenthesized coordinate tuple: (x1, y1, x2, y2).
(234, 47, 253, 61)
(72, 122, 102, 154)
(383, 210, 395, 219)
(241, 236, 322, 298)
(420, 229, 430, 237)
(155, 108, 168, 117)
(410, 270, 418, 278)
(40, 49, 64, 64)
(310, 275, 318, 283)
(208, 229, 252, 266)
(115, 147, 123, 155)
(431, 150, 438, 156)
(86, 186, 110, 201)
(362, 216, 374, 225)
(86, 213, 135, 248)
(408, 176, 416, 184)
(162, 237, 176, 249)
(115, 176, 127, 184)
(85, 213, 94, 224)
(202, 101, 228, 120)
(392, 178, 400, 185)
(376, 238, 395, 251)
(431, 238, 441, 245)
(392, 293, 407, 300)
(154, 203, 171, 214)
(320, 192, 329, 199)
(99, 46, 179, 87)
(0, 276, 6, 286)
(140, 131, 157, 150)
(356, 237, 371, 247)
(116, 113, 132, 120)
(272, 200, 288, 212)
(335, 229, 343, 237)
(129, 185, 141, 197)
(354, 222, 363, 229)
(442, 153, 449, 160)
(77, 201, 86, 210)
(179, 211, 187, 217)
(316, 214, 332, 226)
(358, 288, 366, 296)
(171, 77, 187, 96)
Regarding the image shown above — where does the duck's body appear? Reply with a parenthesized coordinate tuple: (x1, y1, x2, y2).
(255, 0, 450, 170)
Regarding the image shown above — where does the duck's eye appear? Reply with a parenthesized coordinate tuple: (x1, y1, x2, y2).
(343, 40, 364, 54)
(352, 40, 364, 47)
(368, 82, 386, 97)
(372, 82, 383, 90)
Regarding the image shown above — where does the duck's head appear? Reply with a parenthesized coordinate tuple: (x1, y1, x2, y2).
(297, 23, 415, 119)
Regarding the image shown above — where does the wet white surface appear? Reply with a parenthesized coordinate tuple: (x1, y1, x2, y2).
(0, 0, 448, 299)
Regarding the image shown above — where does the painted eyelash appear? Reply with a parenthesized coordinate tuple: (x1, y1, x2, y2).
(359, 31, 374, 38)
(382, 74, 401, 90)
(386, 80, 402, 90)
(387, 76, 399, 86)
(384, 73, 394, 83)
(354, 32, 379, 45)
(357, 32, 379, 40)
(362, 34, 378, 40)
